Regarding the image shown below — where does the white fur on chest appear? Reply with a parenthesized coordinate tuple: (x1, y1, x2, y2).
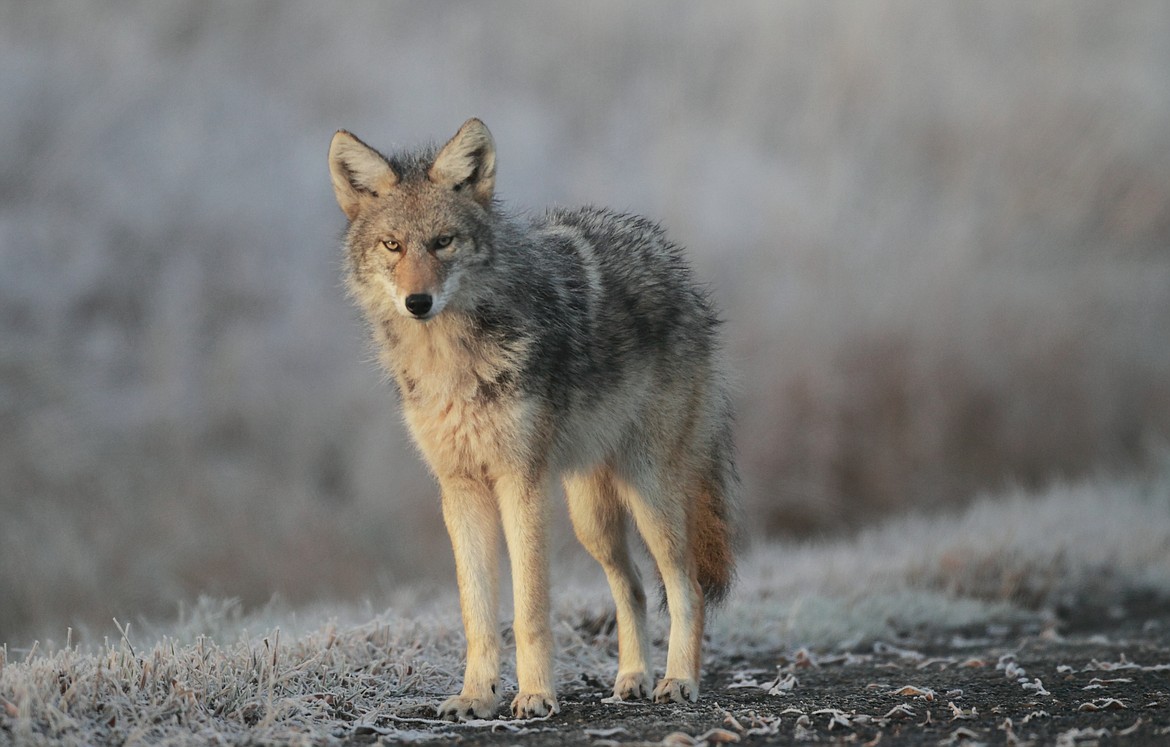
(383, 315, 532, 477)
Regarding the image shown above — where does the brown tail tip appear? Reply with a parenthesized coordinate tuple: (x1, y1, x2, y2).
(693, 480, 736, 606)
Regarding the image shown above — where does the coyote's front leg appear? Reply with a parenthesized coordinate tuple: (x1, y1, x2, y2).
(497, 473, 559, 718)
(437, 476, 502, 721)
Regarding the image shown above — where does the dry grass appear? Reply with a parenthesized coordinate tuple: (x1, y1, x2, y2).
(4, 473, 1168, 744)
(724, 469, 1170, 650)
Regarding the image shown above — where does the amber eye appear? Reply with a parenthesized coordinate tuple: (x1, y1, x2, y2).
(381, 239, 401, 253)
(435, 235, 454, 249)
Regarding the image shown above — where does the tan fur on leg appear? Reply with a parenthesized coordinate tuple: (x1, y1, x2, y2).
(497, 473, 559, 717)
(617, 469, 704, 703)
(564, 468, 652, 699)
(436, 476, 502, 720)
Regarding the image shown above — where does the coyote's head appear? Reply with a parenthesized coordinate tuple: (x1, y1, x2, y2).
(329, 119, 497, 320)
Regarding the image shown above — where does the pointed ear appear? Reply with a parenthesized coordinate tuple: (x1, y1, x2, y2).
(429, 118, 496, 205)
(329, 130, 398, 220)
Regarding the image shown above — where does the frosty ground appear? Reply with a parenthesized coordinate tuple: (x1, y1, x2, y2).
(3, 476, 1169, 745)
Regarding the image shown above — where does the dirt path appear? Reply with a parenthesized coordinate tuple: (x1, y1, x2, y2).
(360, 611, 1170, 745)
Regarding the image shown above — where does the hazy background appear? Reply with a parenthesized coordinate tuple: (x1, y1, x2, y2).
(2, 1, 1168, 644)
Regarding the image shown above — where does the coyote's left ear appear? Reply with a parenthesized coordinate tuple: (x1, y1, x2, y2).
(429, 118, 496, 205)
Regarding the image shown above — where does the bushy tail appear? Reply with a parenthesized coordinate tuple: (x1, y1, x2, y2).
(691, 418, 740, 606)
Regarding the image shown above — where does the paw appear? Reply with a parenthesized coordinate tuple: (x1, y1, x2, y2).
(510, 691, 559, 718)
(613, 671, 652, 700)
(652, 677, 698, 704)
(437, 692, 499, 721)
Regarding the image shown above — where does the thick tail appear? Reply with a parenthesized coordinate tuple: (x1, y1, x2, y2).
(691, 416, 740, 606)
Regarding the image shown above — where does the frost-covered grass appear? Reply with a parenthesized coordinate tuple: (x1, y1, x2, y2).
(4, 474, 1167, 745)
(724, 472, 1170, 649)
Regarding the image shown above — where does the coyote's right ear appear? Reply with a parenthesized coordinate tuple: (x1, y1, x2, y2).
(329, 130, 399, 220)
(430, 118, 496, 205)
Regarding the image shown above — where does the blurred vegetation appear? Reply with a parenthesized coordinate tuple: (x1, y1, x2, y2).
(1, 1, 1168, 642)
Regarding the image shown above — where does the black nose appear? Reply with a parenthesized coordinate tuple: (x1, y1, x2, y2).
(405, 294, 433, 317)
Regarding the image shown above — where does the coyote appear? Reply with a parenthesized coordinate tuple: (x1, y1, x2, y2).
(328, 119, 738, 720)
